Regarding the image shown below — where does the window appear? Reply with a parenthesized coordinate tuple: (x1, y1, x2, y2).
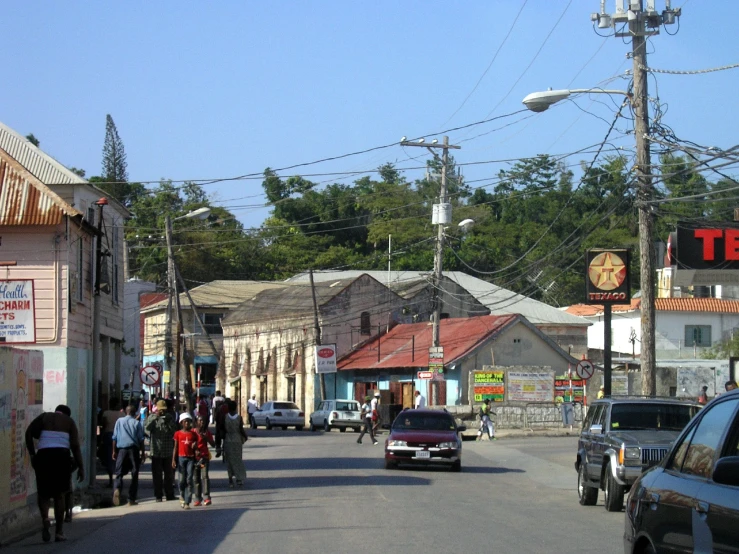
(679, 399, 738, 478)
(609, 403, 699, 432)
(685, 325, 711, 347)
(203, 313, 224, 335)
(360, 312, 371, 335)
(112, 227, 119, 304)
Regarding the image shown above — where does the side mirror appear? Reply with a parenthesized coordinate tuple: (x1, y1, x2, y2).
(457, 425, 467, 432)
(713, 456, 739, 487)
(589, 424, 603, 435)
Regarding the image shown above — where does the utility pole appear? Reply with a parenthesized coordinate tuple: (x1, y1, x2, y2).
(591, 1, 681, 396)
(164, 215, 183, 404)
(309, 269, 326, 400)
(90, 197, 107, 486)
(400, 136, 460, 346)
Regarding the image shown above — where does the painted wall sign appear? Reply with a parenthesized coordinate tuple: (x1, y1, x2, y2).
(507, 371, 554, 402)
(0, 280, 36, 343)
(585, 249, 631, 304)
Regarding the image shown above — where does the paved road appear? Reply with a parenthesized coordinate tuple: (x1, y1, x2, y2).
(7, 430, 626, 553)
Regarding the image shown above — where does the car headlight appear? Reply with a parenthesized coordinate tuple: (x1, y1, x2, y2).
(620, 445, 641, 466)
(438, 441, 460, 449)
(387, 440, 407, 447)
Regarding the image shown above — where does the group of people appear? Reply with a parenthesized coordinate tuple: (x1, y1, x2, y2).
(356, 390, 430, 445)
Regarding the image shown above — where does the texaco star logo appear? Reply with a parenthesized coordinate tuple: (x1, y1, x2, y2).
(588, 251, 627, 291)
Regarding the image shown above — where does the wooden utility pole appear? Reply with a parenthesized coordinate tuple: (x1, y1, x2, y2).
(164, 215, 184, 404)
(309, 269, 326, 401)
(631, 2, 656, 396)
(400, 136, 460, 347)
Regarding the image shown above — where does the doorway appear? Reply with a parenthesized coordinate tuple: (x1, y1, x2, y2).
(402, 383, 414, 408)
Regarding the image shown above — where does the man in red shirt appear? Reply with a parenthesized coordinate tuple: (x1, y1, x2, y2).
(172, 413, 199, 509)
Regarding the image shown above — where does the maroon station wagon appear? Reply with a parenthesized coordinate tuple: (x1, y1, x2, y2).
(384, 409, 466, 471)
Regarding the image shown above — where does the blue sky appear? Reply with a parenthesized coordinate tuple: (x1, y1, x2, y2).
(2, 1, 737, 229)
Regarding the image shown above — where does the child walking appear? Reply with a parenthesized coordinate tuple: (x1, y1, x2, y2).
(193, 416, 215, 506)
(172, 413, 199, 509)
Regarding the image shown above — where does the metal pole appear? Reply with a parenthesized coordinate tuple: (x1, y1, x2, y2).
(632, 3, 656, 396)
(89, 198, 106, 487)
(604, 304, 613, 397)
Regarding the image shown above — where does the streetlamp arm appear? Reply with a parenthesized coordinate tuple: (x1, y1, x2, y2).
(522, 88, 631, 112)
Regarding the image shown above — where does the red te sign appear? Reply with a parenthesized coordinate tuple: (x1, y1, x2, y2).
(694, 229, 739, 261)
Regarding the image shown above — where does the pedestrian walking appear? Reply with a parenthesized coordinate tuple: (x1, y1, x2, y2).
(138, 399, 148, 423)
(726, 380, 738, 392)
(414, 390, 426, 409)
(193, 416, 215, 506)
(247, 394, 259, 428)
(112, 405, 146, 506)
(597, 385, 605, 399)
(357, 395, 377, 445)
(697, 385, 709, 405)
(100, 398, 124, 488)
(476, 399, 496, 441)
(173, 413, 200, 509)
(371, 391, 381, 434)
(196, 396, 209, 424)
(25, 405, 84, 543)
(145, 399, 178, 502)
(218, 400, 248, 487)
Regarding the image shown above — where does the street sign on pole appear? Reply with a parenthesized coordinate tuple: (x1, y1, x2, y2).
(575, 359, 595, 380)
(140, 365, 161, 386)
(417, 371, 434, 380)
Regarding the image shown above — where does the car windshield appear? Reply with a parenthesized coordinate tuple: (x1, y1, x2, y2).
(610, 403, 699, 431)
(393, 413, 456, 431)
(335, 401, 359, 411)
(274, 402, 300, 410)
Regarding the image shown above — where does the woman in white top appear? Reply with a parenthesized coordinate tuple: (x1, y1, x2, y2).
(25, 405, 84, 543)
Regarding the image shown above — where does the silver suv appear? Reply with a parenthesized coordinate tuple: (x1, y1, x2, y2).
(576, 397, 701, 512)
(309, 399, 362, 432)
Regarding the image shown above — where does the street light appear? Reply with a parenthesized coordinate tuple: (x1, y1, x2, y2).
(522, 85, 656, 398)
(521, 89, 631, 113)
(174, 206, 211, 221)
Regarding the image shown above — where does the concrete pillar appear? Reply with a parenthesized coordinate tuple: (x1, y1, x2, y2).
(101, 336, 111, 409)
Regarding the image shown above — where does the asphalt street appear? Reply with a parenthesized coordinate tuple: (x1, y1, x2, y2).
(7, 430, 626, 554)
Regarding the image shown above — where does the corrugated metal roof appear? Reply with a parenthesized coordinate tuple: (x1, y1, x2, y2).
(566, 297, 739, 317)
(0, 122, 86, 186)
(338, 314, 518, 370)
(223, 278, 362, 325)
(142, 280, 289, 313)
(286, 270, 590, 326)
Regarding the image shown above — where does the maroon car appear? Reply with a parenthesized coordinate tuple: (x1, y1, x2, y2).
(384, 409, 465, 471)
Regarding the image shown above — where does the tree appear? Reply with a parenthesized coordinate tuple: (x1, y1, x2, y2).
(25, 133, 39, 147)
(95, 115, 142, 207)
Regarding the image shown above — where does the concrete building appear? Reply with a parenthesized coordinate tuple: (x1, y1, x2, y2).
(122, 277, 157, 388)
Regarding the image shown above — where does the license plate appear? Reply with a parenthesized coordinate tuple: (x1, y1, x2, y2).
(415, 450, 430, 459)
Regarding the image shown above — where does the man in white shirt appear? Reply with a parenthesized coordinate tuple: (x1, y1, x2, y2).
(414, 390, 426, 409)
(371, 391, 381, 433)
(247, 395, 259, 428)
(211, 391, 225, 424)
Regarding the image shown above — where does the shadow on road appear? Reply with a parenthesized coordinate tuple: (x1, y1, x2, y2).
(243, 473, 431, 490)
(243, 456, 381, 471)
(458, 466, 525, 474)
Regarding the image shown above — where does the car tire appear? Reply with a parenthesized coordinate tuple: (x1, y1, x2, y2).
(640, 542, 656, 554)
(339, 427, 346, 433)
(281, 425, 288, 430)
(604, 464, 625, 512)
(354, 427, 361, 433)
(323, 420, 330, 433)
(309, 422, 316, 432)
(296, 426, 303, 431)
(578, 464, 598, 506)
(384, 459, 397, 470)
(265, 418, 272, 430)
(450, 460, 462, 472)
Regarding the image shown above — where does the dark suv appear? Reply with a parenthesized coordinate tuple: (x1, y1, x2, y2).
(576, 397, 701, 512)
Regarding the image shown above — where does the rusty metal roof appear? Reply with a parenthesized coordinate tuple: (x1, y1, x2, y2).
(0, 122, 82, 225)
(566, 297, 739, 317)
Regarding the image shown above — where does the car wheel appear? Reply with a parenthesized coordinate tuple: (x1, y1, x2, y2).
(339, 427, 346, 433)
(354, 427, 361, 433)
(296, 426, 303, 431)
(323, 420, 330, 432)
(384, 459, 397, 470)
(281, 425, 288, 430)
(309, 422, 316, 432)
(604, 464, 625, 512)
(578, 464, 598, 506)
(450, 460, 462, 472)
(640, 542, 656, 554)
(265, 418, 272, 430)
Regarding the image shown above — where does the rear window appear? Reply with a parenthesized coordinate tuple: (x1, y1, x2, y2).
(609, 403, 699, 431)
(393, 413, 456, 431)
(335, 401, 359, 411)
(274, 402, 300, 410)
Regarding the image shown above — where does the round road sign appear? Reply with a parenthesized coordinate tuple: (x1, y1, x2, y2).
(575, 359, 595, 380)
(140, 365, 161, 386)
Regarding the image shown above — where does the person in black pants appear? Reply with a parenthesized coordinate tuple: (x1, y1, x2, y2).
(357, 395, 377, 445)
(145, 400, 177, 501)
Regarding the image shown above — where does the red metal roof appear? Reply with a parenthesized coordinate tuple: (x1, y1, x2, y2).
(565, 297, 739, 316)
(338, 314, 518, 371)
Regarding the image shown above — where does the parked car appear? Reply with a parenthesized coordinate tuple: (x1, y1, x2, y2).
(309, 399, 362, 432)
(576, 397, 701, 512)
(384, 408, 465, 471)
(252, 401, 305, 430)
(624, 389, 739, 553)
